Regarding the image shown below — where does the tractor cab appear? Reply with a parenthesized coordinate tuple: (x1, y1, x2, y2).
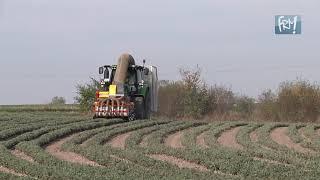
(98, 65, 149, 97)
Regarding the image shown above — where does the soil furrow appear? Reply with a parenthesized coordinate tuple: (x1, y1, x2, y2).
(0, 166, 27, 177)
(45, 133, 102, 166)
(11, 149, 36, 163)
(148, 154, 209, 172)
(249, 131, 258, 143)
(108, 132, 132, 149)
(271, 127, 315, 154)
(196, 131, 209, 148)
(165, 131, 184, 148)
(217, 127, 243, 150)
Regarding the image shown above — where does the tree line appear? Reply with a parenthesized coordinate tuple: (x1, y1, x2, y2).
(74, 67, 320, 122)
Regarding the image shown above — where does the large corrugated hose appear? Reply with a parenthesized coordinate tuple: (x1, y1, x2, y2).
(113, 53, 135, 94)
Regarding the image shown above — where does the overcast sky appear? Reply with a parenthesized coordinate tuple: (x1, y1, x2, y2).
(0, 0, 319, 104)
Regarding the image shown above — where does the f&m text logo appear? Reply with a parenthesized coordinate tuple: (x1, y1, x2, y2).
(275, 15, 301, 34)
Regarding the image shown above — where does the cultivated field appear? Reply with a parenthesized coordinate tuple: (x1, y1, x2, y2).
(1, 111, 320, 179)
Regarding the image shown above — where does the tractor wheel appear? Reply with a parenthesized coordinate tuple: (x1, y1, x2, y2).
(134, 97, 145, 119)
(127, 109, 136, 121)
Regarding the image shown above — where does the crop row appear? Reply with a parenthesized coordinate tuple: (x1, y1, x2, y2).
(1, 112, 320, 179)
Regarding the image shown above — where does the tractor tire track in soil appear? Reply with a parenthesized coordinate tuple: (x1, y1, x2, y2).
(196, 131, 209, 148)
(108, 132, 132, 149)
(45, 133, 102, 166)
(148, 154, 209, 172)
(0, 166, 27, 177)
(11, 149, 36, 163)
(217, 126, 243, 150)
(271, 127, 315, 154)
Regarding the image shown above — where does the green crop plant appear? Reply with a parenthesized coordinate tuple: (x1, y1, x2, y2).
(1, 111, 320, 179)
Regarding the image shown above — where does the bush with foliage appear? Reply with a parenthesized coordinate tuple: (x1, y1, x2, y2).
(74, 68, 320, 122)
(178, 67, 208, 118)
(50, 96, 66, 105)
(256, 79, 320, 122)
(233, 95, 255, 115)
(278, 79, 320, 122)
(74, 78, 100, 111)
(158, 67, 237, 119)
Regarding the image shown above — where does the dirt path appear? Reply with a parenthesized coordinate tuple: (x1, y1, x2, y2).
(45, 134, 101, 166)
(271, 127, 315, 154)
(165, 131, 184, 148)
(249, 131, 258, 143)
(11, 149, 36, 163)
(217, 127, 243, 150)
(196, 132, 209, 148)
(148, 154, 209, 172)
(108, 132, 132, 149)
(0, 166, 27, 177)
(81, 124, 125, 147)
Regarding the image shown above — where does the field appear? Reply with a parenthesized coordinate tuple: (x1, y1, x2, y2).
(1, 110, 320, 179)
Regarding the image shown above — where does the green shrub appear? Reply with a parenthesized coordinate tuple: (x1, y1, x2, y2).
(50, 96, 66, 105)
(179, 67, 208, 118)
(74, 69, 320, 123)
(233, 95, 255, 115)
(158, 67, 236, 119)
(74, 78, 100, 111)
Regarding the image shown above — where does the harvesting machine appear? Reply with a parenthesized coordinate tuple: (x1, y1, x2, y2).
(93, 53, 158, 120)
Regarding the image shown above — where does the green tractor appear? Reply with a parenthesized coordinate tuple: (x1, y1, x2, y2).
(93, 53, 158, 120)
